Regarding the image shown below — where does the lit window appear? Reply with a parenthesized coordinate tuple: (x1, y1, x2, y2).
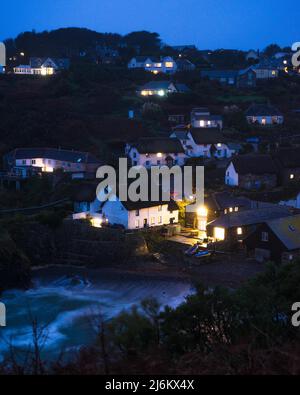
(262, 232, 269, 242)
(200, 120, 205, 127)
(157, 153, 162, 158)
(214, 227, 225, 241)
(261, 118, 267, 125)
(237, 227, 243, 235)
(229, 207, 233, 213)
(290, 174, 295, 180)
(234, 207, 239, 212)
(165, 62, 174, 68)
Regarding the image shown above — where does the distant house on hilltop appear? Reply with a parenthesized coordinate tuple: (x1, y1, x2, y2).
(245, 104, 284, 126)
(191, 108, 223, 129)
(201, 68, 256, 88)
(128, 56, 177, 74)
(138, 81, 190, 97)
(4, 147, 101, 179)
(14, 57, 70, 76)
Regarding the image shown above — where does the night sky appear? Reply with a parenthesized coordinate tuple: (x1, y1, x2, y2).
(0, 0, 298, 50)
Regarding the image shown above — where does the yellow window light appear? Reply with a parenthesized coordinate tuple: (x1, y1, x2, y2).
(214, 227, 225, 241)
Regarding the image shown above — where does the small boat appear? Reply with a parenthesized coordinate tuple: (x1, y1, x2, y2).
(184, 244, 200, 256)
(195, 250, 212, 259)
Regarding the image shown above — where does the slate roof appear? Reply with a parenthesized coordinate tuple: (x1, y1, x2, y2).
(30, 57, 70, 69)
(245, 104, 283, 117)
(190, 129, 225, 145)
(207, 192, 252, 211)
(8, 148, 101, 164)
(201, 68, 255, 79)
(230, 154, 278, 175)
(121, 199, 179, 212)
(207, 206, 292, 229)
(266, 215, 300, 250)
(132, 138, 185, 154)
(170, 130, 190, 140)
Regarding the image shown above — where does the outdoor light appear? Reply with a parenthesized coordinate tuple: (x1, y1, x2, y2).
(158, 90, 165, 96)
(157, 153, 163, 158)
(214, 227, 225, 241)
(197, 206, 208, 217)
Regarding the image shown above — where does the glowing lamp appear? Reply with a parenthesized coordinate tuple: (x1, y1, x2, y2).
(197, 206, 208, 217)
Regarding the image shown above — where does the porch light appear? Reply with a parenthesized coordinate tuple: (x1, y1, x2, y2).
(197, 206, 208, 217)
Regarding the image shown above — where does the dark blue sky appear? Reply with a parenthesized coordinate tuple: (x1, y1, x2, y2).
(1, 0, 298, 50)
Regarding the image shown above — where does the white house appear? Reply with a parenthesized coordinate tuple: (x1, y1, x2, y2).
(245, 104, 284, 126)
(138, 81, 190, 97)
(4, 148, 101, 178)
(128, 56, 177, 74)
(101, 197, 179, 230)
(191, 108, 223, 129)
(170, 129, 239, 159)
(14, 57, 70, 76)
(72, 183, 179, 230)
(253, 65, 279, 79)
(126, 137, 187, 168)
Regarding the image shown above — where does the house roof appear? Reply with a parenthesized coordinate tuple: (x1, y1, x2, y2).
(245, 104, 283, 117)
(207, 192, 253, 211)
(266, 215, 300, 250)
(7, 148, 101, 164)
(121, 199, 179, 212)
(140, 81, 174, 90)
(30, 57, 70, 69)
(193, 114, 223, 121)
(132, 138, 185, 154)
(274, 148, 300, 169)
(230, 154, 278, 175)
(207, 206, 292, 229)
(190, 129, 226, 145)
(201, 68, 254, 79)
(170, 130, 190, 140)
(201, 70, 238, 79)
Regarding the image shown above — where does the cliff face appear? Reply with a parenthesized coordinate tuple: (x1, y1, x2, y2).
(0, 220, 149, 292)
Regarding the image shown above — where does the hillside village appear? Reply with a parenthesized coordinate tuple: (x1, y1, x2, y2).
(1, 28, 300, 275)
